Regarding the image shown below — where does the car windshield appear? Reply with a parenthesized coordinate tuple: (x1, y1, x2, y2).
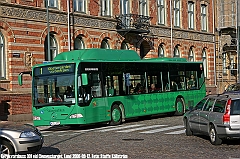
(225, 83, 240, 92)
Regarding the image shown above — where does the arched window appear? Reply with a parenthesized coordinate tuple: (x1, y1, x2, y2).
(74, 36, 85, 50)
(173, 45, 180, 57)
(188, 47, 194, 61)
(0, 32, 6, 79)
(202, 48, 207, 77)
(158, 44, 164, 57)
(121, 41, 129, 50)
(45, 33, 58, 61)
(101, 39, 110, 49)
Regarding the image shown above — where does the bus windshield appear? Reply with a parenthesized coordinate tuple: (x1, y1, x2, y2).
(33, 64, 77, 106)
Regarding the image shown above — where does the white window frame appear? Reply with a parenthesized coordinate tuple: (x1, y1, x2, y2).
(121, 41, 129, 50)
(157, 0, 165, 25)
(188, 47, 194, 61)
(0, 32, 6, 79)
(188, 1, 194, 29)
(173, 0, 180, 27)
(201, 4, 207, 31)
(101, 0, 111, 16)
(222, 52, 227, 74)
(101, 39, 110, 49)
(74, 36, 85, 50)
(139, 0, 148, 16)
(74, 0, 86, 13)
(173, 45, 180, 57)
(121, 0, 130, 15)
(46, 0, 58, 8)
(158, 44, 164, 57)
(202, 48, 207, 78)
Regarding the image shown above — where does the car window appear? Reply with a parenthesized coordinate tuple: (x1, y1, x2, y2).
(230, 99, 240, 115)
(225, 83, 240, 92)
(212, 99, 226, 113)
(195, 98, 208, 110)
(203, 98, 215, 111)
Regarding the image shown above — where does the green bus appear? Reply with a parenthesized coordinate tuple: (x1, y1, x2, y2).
(18, 49, 206, 127)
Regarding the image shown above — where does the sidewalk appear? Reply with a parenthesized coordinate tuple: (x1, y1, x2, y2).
(0, 120, 52, 131)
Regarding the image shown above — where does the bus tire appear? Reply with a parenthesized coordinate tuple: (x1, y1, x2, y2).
(110, 104, 122, 126)
(174, 98, 185, 116)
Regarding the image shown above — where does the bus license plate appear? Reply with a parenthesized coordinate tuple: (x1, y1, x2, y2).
(50, 121, 60, 126)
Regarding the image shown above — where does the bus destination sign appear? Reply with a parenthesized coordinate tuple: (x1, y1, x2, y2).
(35, 64, 75, 76)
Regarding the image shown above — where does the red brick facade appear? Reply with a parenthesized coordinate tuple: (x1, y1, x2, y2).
(0, 0, 215, 121)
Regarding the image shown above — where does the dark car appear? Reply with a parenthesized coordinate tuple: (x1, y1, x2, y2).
(224, 83, 240, 93)
(183, 93, 240, 145)
(0, 123, 43, 156)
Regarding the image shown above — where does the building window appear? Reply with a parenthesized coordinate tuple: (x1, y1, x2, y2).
(101, 0, 111, 16)
(74, 36, 85, 50)
(188, 47, 194, 61)
(201, 4, 207, 31)
(74, 0, 86, 13)
(45, 0, 58, 8)
(222, 52, 227, 74)
(173, 0, 180, 27)
(157, 0, 165, 25)
(158, 44, 164, 57)
(202, 48, 207, 77)
(139, 0, 148, 16)
(173, 45, 180, 57)
(45, 34, 58, 61)
(121, 41, 129, 50)
(0, 32, 6, 79)
(188, 1, 194, 29)
(121, 0, 130, 14)
(101, 39, 110, 49)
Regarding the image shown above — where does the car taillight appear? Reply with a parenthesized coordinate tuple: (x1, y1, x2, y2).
(223, 99, 231, 124)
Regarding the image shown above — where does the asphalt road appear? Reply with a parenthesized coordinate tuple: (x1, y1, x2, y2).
(34, 115, 240, 159)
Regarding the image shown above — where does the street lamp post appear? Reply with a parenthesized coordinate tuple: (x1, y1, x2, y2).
(47, 0, 51, 61)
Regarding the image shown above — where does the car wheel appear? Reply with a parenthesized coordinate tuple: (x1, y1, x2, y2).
(174, 98, 185, 116)
(0, 140, 15, 155)
(185, 119, 193, 136)
(209, 126, 222, 145)
(110, 104, 122, 126)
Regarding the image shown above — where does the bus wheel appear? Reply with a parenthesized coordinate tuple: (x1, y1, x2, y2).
(174, 98, 185, 116)
(110, 104, 122, 126)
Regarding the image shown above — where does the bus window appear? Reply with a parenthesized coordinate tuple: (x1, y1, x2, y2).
(186, 71, 198, 89)
(90, 73, 102, 97)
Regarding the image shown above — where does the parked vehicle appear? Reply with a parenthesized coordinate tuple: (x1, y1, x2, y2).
(183, 93, 240, 145)
(0, 123, 43, 155)
(224, 83, 240, 93)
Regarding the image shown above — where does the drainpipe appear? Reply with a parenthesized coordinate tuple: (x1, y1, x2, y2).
(47, 0, 51, 60)
(170, 0, 173, 56)
(212, 0, 217, 92)
(67, 0, 71, 51)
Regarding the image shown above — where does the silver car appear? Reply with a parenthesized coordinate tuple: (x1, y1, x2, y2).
(0, 123, 43, 156)
(183, 93, 240, 145)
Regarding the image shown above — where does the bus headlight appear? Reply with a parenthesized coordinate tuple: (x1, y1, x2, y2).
(69, 114, 83, 118)
(33, 116, 41, 120)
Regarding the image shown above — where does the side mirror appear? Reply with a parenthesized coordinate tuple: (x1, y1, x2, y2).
(81, 73, 88, 86)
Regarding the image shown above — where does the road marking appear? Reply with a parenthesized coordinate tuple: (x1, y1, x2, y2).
(165, 129, 185, 134)
(98, 124, 144, 132)
(117, 125, 167, 132)
(140, 125, 184, 134)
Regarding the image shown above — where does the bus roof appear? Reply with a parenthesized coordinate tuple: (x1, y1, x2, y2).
(142, 57, 188, 62)
(54, 49, 141, 61)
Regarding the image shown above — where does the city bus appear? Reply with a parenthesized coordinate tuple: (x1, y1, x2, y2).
(18, 49, 206, 127)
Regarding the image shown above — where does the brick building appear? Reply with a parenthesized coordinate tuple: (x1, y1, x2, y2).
(0, 0, 215, 121)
